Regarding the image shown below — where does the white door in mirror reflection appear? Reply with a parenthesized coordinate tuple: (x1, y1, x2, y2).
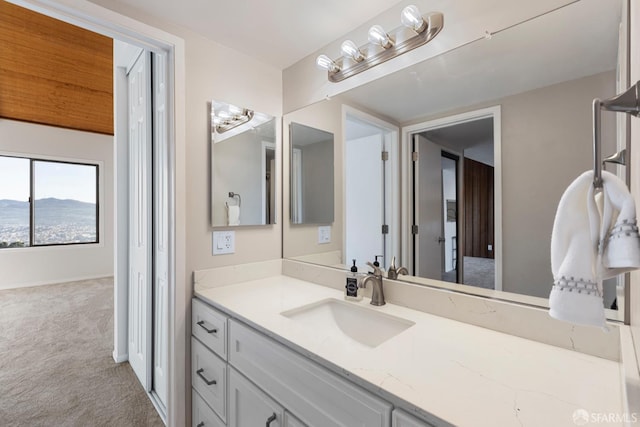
(412, 116, 496, 291)
(414, 135, 445, 280)
(345, 114, 396, 271)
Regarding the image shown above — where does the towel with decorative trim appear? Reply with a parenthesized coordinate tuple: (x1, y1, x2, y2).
(549, 170, 640, 329)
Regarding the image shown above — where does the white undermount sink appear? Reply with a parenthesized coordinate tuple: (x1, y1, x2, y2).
(281, 298, 415, 348)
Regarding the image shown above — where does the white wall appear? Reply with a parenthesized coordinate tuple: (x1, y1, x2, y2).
(405, 71, 616, 298)
(0, 119, 114, 289)
(283, 99, 343, 260)
(300, 139, 334, 223)
(282, 0, 575, 113)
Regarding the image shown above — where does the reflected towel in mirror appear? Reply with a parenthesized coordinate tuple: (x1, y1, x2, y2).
(549, 171, 640, 329)
(227, 204, 240, 226)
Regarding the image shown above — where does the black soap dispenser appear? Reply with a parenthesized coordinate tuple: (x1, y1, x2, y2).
(373, 255, 382, 268)
(345, 259, 362, 301)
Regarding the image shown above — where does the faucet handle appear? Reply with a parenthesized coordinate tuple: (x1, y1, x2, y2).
(366, 261, 382, 276)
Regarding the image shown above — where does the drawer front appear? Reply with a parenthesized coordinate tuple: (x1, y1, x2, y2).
(192, 337, 227, 422)
(192, 389, 225, 427)
(193, 298, 228, 359)
(229, 320, 392, 427)
(229, 367, 284, 427)
(392, 410, 434, 427)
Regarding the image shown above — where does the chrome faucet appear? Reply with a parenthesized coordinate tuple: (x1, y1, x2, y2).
(360, 261, 385, 306)
(386, 256, 408, 280)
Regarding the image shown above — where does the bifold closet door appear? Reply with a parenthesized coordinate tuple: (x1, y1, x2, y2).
(127, 50, 153, 391)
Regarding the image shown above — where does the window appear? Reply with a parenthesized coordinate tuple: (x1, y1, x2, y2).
(0, 155, 98, 248)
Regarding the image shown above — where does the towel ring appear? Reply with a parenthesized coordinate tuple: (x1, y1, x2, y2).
(592, 81, 640, 189)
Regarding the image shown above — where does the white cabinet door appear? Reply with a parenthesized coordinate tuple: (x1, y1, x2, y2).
(392, 409, 434, 427)
(229, 367, 284, 427)
(284, 411, 307, 427)
(229, 320, 392, 427)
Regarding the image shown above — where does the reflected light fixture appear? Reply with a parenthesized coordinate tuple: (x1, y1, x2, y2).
(212, 104, 254, 134)
(316, 5, 443, 83)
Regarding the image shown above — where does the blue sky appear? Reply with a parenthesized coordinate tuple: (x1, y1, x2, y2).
(0, 156, 96, 203)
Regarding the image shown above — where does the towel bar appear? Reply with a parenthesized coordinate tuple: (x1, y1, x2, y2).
(592, 81, 640, 189)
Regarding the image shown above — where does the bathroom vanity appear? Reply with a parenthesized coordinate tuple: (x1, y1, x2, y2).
(190, 260, 630, 427)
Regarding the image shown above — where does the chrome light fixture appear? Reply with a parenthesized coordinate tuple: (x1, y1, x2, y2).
(212, 103, 254, 134)
(316, 5, 443, 83)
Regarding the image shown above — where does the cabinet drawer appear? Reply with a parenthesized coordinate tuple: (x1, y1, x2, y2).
(392, 410, 434, 427)
(193, 298, 228, 359)
(192, 337, 227, 422)
(229, 367, 284, 427)
(229, 320, 392, 427)
(192, 389, 225, 427)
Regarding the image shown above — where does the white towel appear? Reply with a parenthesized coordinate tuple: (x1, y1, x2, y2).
(549, 170, 640, 329)
(227, 205, 240, 226)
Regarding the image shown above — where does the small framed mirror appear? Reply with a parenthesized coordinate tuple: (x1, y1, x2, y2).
(290, 122, 334, 224)
(211, 100, 277, 227)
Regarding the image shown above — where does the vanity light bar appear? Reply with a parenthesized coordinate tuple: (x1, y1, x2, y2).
(214, 108, 254, 134)
(316, 6, 444, 83)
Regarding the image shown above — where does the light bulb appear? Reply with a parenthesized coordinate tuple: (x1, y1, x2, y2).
(401, 5, 427, 33)
(217, 110, 231, 120)
(212, 116, 221, 125)
(340, 40, 364, 62)
(368, 25, 393, 49)
(228, 104, 243, 116)
(316, 54, 340, 73)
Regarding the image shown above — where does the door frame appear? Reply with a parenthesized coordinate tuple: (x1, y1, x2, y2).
(261, 141, 276, 224)
(342, 105, 400, 268)
(440, 150, 461, 283)
(6, 0, 187, 425)
(401, 105, 502, 291)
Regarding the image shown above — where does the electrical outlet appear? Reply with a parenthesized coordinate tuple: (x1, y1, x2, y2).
(213, 230, 235, 255)
(318, 226, 331, 244)
(488, 244, 493, 251)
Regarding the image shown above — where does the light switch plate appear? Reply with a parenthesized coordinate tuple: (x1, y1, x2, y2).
(318, 226, 331, 244)
(213, 230, 235, 255)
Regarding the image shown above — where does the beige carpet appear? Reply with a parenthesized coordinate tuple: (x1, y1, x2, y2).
(0, 278, 164, 427)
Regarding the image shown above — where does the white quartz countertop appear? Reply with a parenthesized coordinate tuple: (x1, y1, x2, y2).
(195, 275, 624, 427)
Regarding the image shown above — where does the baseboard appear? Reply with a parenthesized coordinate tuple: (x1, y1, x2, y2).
(112, 350, 128, 363)
(0, 275, 113, 291)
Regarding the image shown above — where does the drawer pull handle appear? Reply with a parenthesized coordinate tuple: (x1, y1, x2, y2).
(266, 413, 277, 427)
(196, 423, 204, 427)
(197, 320, 217, 334)
(196, 368, 217, 386)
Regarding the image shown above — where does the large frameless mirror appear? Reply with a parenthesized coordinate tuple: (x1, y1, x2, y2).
(282, 0, 626, 320)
